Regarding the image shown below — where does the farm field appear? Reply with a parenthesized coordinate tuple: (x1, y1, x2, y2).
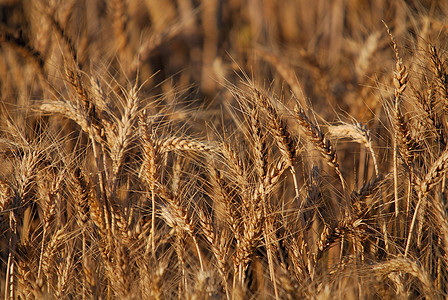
(1, 0, 448, 299)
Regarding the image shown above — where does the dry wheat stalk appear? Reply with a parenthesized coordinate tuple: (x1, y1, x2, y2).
(429, 45, 448, 106)
(110, 205, 131, 242)
(41, 228, 65, 285)
(350, 173, 384, 213)
(393, 108, 419, 168)
(64, 68, 112, 212)
(89, 189, 109, 239)
(82, 255, 97, 299)
(39, 100, 102, 142)
(373, 256, 437, 299)
(109, 84, 141, 187)
(207, 166, 241, 242)
(287, 236, 308, 280)
(197, 208, 230, 299)
(228, 139, 264, 287)
(5, 246, 15, 300)
(157, 135, 216, 153)
(170, 155, 182, 195)
(233, 90, 280, 295)
(73, 167, 90, 227)
(220, 141, 249, 199)
(232, 95, 266, 263)
(234, 194, 264, 283)
(294, 107, 345, 191)
(248, 99, 267, 186)
(406, 148, 448, 256)
(4, 148, 42, 299)
(158, 185, 205, 272)
(114, 244, 131, 298)
(294, 165, 318, 237)
(384, 21, 409, 217)
(417, 149, 448, 197)
(174, 229, 188, 294)
(54, 247, 73, 298)
(0, 178, 12, 213)
(251, 86, 299, 199)
(36, 167, 61, 282)
(411, 81, 446, 147)
(426, 193, 448, 269)
(266, 159, 288, 190)
(16, 258, 37, 300)
(140, 116, 159, 256)
(327, 122, 379, 176)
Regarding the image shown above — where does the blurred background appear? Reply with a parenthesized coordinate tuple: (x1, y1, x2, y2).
(1, 0, 447, 124)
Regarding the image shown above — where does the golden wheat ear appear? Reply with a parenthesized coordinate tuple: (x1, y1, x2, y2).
(294, 106, 345, 192)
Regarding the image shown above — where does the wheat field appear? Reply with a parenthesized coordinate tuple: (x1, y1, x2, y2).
(1, 0, 448, 299)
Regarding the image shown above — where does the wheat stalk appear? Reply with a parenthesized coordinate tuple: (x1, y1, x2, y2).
(327, 122, 378, 176)
(373, 256, 437, 299)
(294, 107, 345, 192)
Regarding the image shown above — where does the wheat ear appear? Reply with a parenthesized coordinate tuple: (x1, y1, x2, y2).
(384, 21, 409, 217)
(251, 86, 300, 204)
(373, 256, 437, 299)
(294, 107, 345, 192)
(140, 116, 158, 257)
(405, 149, 448, 256)
(197, 208, 230, 299)
(327, 122, 378, 176)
